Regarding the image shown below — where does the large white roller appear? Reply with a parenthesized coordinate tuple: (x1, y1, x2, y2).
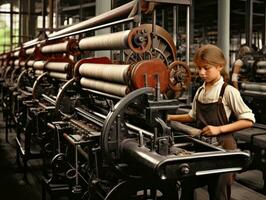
(256, 69, 266, 74)
(247, 60, 255, 65)
(79, 63, 129, 84)
(256, 61, 266, 68)
(242, 90, 266, 96)
(35, 70, 44, 76)
(14, 51, 20, 57)
(45, 62, 70, 72)
(27, 60, 35, 66)
(33, 61, 45, 70)
(48, 72, 68, 80)
(80, 77, 128, 96)
(79, 30, 130, 51)
(20, 61, 26, 67)
(41, 42, 69, 53)
(26, 47, 35, 55)
(241, 82, 266, 92)
(14, 59, 19, 66)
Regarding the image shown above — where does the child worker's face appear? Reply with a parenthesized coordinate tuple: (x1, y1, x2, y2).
(197, 63, 222, 84)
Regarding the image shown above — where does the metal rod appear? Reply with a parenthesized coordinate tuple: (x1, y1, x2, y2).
(22, 16, 134, 49)
(138, 0, 142, 26)
(42, 94, 56, 105)
(173, 6, 177, 46)
(49, 0, 137, 38)
(186, 5, 190, 66)
(126, 122, 154, 137)
(155, 73, 161, 101)
(75, 145, 79, 187)
(10, 2, 13, 50)
(152, 9, 157, 49)
(18, 0, 22, 45)
(75, 107, 104, 127)
(49, 0, 54, 30)
(264, 0, 266, 46)
(48, 17, 135, 42)
(42, 0, 47, 31)
(245, 0, 253, 47)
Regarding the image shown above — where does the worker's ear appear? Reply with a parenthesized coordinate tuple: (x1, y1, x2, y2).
(217, 65, 223, 71)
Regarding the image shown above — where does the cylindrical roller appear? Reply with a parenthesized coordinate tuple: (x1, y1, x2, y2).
(14, 51, 20, 57)
(80, 77, 129, 96)
(79, 30, 130, 51)
(247, 60, 255, 65)
(79, 27, 151, 53)
(48, 72, 68, 80)
(20, 61, 26, 67)
(79, 63, 130, 84)
(256, 69, 266, 74)
(35, 70, 44, 76)
(41, 41, 69, 53)
(242, 90, 266, 96)
(27, 60, 35, 66)
(241, 82, 266, 92)
(14, 59, 19, 66)
(45, 62, 70, 72)
(33, 61, 45, 70)
(256, 61, 266, 68)
(25, 47, 35, 55)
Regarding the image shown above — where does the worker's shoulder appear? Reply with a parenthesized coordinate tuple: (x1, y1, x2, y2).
(224, 83, 241, 97)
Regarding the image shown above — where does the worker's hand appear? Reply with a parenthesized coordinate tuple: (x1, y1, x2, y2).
(201, 125, 222, 136)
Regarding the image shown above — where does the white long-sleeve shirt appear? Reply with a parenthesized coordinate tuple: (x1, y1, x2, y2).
(188, 77, 255, 123)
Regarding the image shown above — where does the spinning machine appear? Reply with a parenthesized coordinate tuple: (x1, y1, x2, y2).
(46, 55, 250, 199)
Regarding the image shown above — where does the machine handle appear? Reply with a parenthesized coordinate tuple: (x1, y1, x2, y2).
(170, 121, 201, 137)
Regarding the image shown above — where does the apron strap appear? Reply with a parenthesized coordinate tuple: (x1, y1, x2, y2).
(218, 83, 227, 103)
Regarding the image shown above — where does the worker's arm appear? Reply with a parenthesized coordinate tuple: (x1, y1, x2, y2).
(167, 114, 194, 123)
(201, 119, 253, 136)
(231, 59, 243, 89)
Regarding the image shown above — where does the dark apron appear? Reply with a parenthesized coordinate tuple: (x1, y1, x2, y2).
(193, 83, 236, 200)
(196, 83, 237, 150)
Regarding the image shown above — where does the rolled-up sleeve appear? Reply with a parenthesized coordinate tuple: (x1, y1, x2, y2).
(224, 86, 256, 123)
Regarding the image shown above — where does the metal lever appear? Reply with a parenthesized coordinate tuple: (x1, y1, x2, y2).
(154, 73, 161, 101)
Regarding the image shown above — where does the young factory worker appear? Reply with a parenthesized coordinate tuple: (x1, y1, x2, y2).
(231, 45, 253, 89)
(167, 44, 255, 200)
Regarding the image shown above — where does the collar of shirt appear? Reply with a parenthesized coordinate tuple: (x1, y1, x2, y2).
(202, 76, 224, 89)
(198, 77, 224, 103)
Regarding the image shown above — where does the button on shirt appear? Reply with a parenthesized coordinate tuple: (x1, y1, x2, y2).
(188, 77, 255, 123)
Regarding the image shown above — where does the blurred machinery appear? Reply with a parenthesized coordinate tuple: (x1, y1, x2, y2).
(231, 49, 266, 194)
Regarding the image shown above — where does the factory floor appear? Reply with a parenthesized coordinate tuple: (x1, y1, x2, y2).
(0, 111, 265, 200)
